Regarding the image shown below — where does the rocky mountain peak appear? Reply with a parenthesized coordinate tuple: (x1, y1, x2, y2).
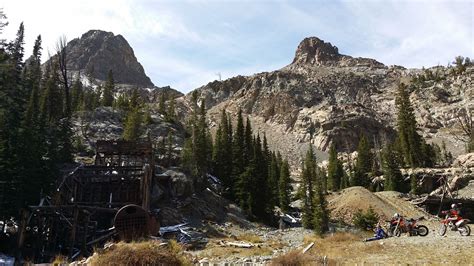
(52, 29, 154, 87)
(289, 36, 385, 68)
(291, 37, 340, 66)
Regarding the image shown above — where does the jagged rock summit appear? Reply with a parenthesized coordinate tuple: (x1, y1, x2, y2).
(60, 30, 154, 87)
(291, 37, 340, 66)
(183, 36, 472, 167)
(290, 36, 385, 68)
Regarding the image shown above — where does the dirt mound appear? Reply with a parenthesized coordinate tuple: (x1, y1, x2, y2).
(328, 187, 429, 223)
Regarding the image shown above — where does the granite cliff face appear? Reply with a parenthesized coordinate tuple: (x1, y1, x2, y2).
(184, 37, 473, 166)
(52, 30, 154, 87)
(290, 37, 385, 68)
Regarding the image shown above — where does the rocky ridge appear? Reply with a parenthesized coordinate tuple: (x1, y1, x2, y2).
(184, 37, 473, 167)
(48, 30, 154, 87)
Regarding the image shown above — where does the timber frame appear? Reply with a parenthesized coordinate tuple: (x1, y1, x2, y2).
(16, 140, 157, 263)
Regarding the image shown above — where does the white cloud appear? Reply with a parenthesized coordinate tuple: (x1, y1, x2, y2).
(1, 0, 472, 92)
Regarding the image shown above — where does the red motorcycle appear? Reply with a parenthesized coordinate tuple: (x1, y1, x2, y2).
(439, 211, 471, 236)
(388, 216, 428, 237)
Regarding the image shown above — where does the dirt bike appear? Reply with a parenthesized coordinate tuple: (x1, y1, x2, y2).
(388, 216, 429, 237)
(438, 211, 471, 236)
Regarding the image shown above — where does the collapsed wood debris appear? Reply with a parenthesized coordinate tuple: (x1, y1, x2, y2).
(302, 242, 314, 254)
(159, 223, 208, 249)
(218, 240, 255, 248)
(12, 140, 171, 263)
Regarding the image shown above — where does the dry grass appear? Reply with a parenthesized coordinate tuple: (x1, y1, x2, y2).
(301, 231, 388, 263)
(198, 238, 273, 259)
(90, 240, 191, 266)
(235, 233, 263, 243)
(51, 255, 68, 265)
(270, 250, 323, 266)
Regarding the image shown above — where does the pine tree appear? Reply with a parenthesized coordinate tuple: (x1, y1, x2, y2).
(181, 93, 211, 182)
(301, 146, 316, 229)
(279, 159, 291, 212)
(353, 134, 372, 187)
(101, 70, 115, 106)
(251, 134, 267, 218)
(382, 143, 403, 191)
(71, 75, 83, 111)
(301, 145, 329, 234)
(158, 92, 167, 115)
(267, 153, 279, 215)
(212, 124, 224, 176)
(468, 133, 474, 153)
(40, 62, 64, 123)
(327, 143, 342, 191)
(410, 174, 420, 195)
(396, 83, 423, 167)
(129, 88, 141, 109)
(166, 131, 173, 167)
(115, 93, 130, 111)
(195, 100, 211, 175)
(24, 35, 42, 125)
(233, 109, 246, 202)
(166, 95, 176, 121)
(123, 108, 142, 141)
(244, 117, 254, 164)
(312, 174, 329, 236)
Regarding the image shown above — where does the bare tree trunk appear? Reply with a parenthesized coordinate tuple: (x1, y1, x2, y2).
(455, 108, 473, 142)
(56, 35, 71, 117)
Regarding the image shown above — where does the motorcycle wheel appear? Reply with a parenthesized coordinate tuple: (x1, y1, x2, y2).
(417, 225, 429, 236)
(458, 225, 471, 236)
(393, 228, 402, 237)
(438, 224, 447, 236)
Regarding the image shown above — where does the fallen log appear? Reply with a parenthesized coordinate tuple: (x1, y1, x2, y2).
(218, 240, 254, 248)
(302, 242, 314, 254)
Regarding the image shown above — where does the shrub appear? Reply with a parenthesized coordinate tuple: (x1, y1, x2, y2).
(91, 241, 191, 266)
(270, 250, 322, 266)
(353, 207, 379, 230)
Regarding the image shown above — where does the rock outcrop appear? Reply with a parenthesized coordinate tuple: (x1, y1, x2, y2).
(290, 37, 385, 68)
(48, 30, 154, 87)
(182, 36, 473, 167)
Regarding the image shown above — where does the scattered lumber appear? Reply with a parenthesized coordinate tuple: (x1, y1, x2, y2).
(302, 242, 314, 254)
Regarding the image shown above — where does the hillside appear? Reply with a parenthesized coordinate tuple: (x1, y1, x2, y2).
(183, 37, 473, 167)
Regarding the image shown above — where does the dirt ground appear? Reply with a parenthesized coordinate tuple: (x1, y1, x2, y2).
(192, 187, 473, 265)
(312, 231, 474, 265)
(327, 186, 431, 222)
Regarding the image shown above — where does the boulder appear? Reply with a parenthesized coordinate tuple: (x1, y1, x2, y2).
(165, 170, 194, 198)
(453, 153, 474, 168)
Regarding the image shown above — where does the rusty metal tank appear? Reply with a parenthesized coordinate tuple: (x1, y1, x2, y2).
(113, 204, 159, 241)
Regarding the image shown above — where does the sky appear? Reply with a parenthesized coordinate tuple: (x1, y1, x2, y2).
(1, 0, 473, 93)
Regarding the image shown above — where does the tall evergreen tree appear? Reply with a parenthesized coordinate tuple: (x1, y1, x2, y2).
(70, 75, 83, 112)
(327, 143, 343, 191)
(244, 117, 253, 164)
(301, 146, 316, 228)
(166, 94, 176, 121)
(158, 92, 167, 115)
(233, 109, 246, 201)
(123, 108, 142, 141)
(300, 145, 329, 234)
(312, 171, 329, 235)
(279, 159, 291, 213)
(396, 83, 423, 167)
(353, 134, 372, 187)
(101, 69, 115, 106)
(382, 143, 403, 191)
(266, 153, 279, 215)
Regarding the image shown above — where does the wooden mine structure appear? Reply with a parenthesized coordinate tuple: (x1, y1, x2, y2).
(16, 140, 159, 263)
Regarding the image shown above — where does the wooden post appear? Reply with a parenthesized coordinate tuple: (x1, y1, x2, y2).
(16, 209, 29, 261)
(69, 206, 79, 259)
(82, 212, 90, 256)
